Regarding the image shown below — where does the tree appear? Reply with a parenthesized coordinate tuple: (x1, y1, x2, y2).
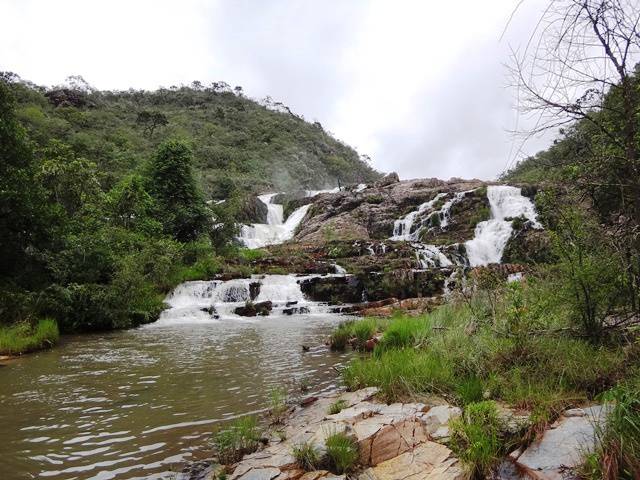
(512, 0, 640, 312)
(136, 110, 168, 137)
(0, 81, 55, 285)
(107, 174, 160, 233)
(147, 140, 210, 242)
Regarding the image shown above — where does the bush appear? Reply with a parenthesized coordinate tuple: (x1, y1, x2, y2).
(324, 431, 359, 474)
(213, 416, 260, 465)
(328, 399, 348, 415)
(292, 441, 321, 471)
(0, 318, 59, 355)
(449, 401, 502, 478)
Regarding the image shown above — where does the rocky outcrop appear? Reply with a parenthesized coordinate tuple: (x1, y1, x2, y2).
(509, 404, 611, 480)
(227, 388, 466, 480)
(299, 276, 364, 304)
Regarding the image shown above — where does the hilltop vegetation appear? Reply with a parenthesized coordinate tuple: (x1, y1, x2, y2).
(4, 73, 379, 197)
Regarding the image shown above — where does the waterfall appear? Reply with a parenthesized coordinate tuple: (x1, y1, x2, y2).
(465, 186, 540, 266)
(391, 193, 447, 241)
(238, 194, 311, 249)
(153, 274, 335, 326)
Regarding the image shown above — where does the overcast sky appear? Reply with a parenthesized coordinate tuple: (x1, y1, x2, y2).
(0, 0, 555, 180)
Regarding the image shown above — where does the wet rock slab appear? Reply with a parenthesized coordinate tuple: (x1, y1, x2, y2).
(509, 404, 611, 480)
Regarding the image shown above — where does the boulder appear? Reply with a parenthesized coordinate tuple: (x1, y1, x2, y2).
(375, 172, 400, 187)
(299, 275, 364, 304)
(235, 301, 273, 317)
(419, 405, 462, 441)
(358, 442, 467, 480)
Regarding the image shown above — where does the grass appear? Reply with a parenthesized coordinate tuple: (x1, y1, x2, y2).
(449, 401, 503, 478)
(0, 318, 59, 355)
(327, 399, 348, 415)
(579, 378, 640, 479)
(329, 321, 354, 351)
(292, 441, 321, 471)
(213, 415, 261, 465)
(324, 431, 359, 474)
(329, 318, 387, 351)
(268, 386, 288, 424)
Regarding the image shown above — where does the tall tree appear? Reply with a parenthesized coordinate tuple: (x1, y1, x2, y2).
(147, 140, 209, 242)
(0, 81, 54, 285)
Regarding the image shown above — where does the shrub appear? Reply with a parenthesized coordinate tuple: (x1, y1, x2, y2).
(0, 318, 59, 355)
(213, 416, 260, 465)
(449, 401, 502, 478)
(328, 399, 348, 415)
(292, 441, 321, 471)
(324, 431, 359, 474)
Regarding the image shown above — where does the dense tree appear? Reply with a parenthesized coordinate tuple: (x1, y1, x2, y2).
(136, 110, 168, 137)
(0, 81, 54, 287)
(148, 140, 210, 242)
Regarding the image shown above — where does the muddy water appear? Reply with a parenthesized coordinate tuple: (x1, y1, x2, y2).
(0, 314, 351, 479)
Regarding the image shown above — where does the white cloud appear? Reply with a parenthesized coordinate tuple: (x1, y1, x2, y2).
(0, 0, 555, 180)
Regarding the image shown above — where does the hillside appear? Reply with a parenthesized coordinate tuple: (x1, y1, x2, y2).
(3, 73, 380, 197)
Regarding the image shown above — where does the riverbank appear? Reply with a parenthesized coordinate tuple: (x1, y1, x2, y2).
(181, 384, 619, 480)
(0, 318, 59, 356)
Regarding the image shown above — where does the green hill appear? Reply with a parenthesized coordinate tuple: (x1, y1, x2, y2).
(4, 74, 379, 197)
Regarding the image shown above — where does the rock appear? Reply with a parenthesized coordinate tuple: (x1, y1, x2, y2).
(358, 442, 466, 480)
(283, 306, 310, 315)
(511, 404, 612, 480)
(300, 396, 318, 407)
(299, 275, 364, 304)
(419, 405, 462, 441)
(495, 403, 531, 435)
(375, 172, 400, 187)
(235, 301, 273, 317)
(236, 467, 281, 480)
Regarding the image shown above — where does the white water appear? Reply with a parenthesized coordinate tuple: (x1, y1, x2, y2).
(413, 243, 453, 268)
(239, 194, 311, 249)
(391, 193, 447, 241)
(154, 274, 334, 326)
(465, 186, 541, 266)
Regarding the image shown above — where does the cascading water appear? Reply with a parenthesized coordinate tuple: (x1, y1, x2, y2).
(239, 194, 311, 249)
(391, 193, 448, 241)
(154, 274, 334, 326)
(465, 186, 541, 266)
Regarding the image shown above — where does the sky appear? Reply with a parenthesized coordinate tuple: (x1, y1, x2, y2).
(0, 0, 555, 180)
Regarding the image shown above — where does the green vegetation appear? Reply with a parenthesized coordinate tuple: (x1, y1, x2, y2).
(324, 431, 359, 474)
(292, 441, 321, 471)
(580, 381, 640, 480)
(449, 401, 503, 478)
(268, 386, 288, 424)
(213, 415, 261, 465)
(327, 399, 348, 415)
(0, 319, 59, 355)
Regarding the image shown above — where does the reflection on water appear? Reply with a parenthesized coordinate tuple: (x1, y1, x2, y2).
(0, 314, 350, 479)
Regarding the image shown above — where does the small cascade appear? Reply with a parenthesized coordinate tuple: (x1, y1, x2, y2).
(438, 190, 473, 229)
(465, 186, 541, 267)
(413, 243, 452, 268)
(238, 194, 311, 249)
(391, 193, 447, 241)
(154, 274, 336, 326)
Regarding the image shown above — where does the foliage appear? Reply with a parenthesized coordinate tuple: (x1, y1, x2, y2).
(291, 441, 321, 471)
(0, 318, 59, 355)
(449, 401, 502, 478)
(327, 399, 348, 415)
(147, 140, 210, 242)
(324, 431, 359, 474)
(213, 416, 261, 465)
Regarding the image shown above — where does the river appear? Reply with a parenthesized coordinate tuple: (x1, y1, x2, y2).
(0, 313, 350, 479)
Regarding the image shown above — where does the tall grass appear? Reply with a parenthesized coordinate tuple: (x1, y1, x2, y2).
(0, 318, 59, 355)
(213, 415, 261, 465)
